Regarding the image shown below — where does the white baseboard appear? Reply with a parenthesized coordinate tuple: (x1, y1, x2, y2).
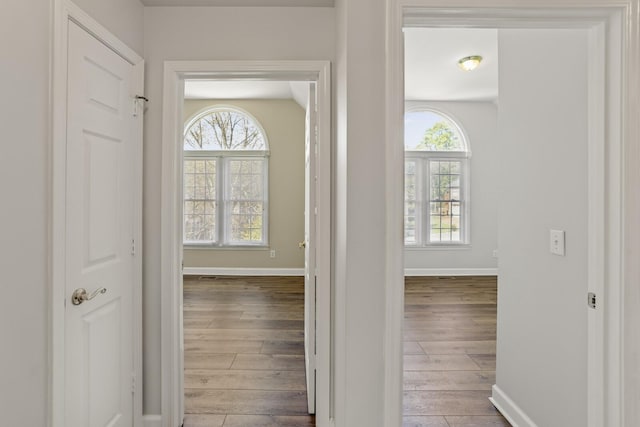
(185, 267, 495, 277)
(183, 267, 304, 276)
(142, 415, 162, 427)
(404, 268, 498, 276)
(489, 384, 538, 427)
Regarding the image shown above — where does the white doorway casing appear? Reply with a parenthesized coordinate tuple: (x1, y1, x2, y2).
(385, 2, 640, 427)
(304, 82, 318, 414)
(160, 60, 331, 427)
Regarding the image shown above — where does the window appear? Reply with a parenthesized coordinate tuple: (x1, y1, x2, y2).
(404, 109, 470, 246)
(183, 107, 269, 247)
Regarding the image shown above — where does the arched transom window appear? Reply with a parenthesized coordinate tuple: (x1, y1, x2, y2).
(183, 107, 269, 246)
(404, 109, 470, 246)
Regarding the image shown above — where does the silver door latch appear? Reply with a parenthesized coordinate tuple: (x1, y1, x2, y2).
(71, 287, 107, 305)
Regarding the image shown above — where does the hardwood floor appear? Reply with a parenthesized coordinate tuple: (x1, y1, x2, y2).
(183, 275, 315, 427)
(183, 275, 509, 427)
(403, 276, 510, 427)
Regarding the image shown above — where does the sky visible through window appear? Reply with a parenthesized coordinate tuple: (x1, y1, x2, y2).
(405, 111, 441, 149)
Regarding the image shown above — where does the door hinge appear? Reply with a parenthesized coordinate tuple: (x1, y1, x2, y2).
(588, 292, 597, 309)
(133, 95, 148, 117)
(131, 372, 136, 394)
(131, 239, 136, 256)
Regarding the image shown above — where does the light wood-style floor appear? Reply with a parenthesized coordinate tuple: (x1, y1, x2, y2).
(183, 276, 315, 427)
(403, 276, 510, 427)
(183, 275, 509, 427)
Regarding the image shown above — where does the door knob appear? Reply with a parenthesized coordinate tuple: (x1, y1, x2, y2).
(299, 241, 306, 249)
(71, 287, 107, 305)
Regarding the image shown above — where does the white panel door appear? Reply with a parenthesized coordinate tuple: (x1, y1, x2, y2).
(65, 21, 137, 427)
(304, 83, 317, 414)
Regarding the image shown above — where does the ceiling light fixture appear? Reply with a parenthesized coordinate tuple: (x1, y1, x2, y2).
(457, 55, 483, 71)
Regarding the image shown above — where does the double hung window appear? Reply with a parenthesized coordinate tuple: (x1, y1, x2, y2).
(404, 109, 470, 246)
(183, 107, 269, 247)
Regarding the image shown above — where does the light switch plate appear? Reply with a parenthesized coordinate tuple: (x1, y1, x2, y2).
(550, 229, 565, 256)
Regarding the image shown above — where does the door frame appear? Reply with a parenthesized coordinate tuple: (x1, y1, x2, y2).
(385, 1, 639, 426)
(304, 82, 318, 414)
(50, 1, 144, 427)
(160, 60, 331, 427)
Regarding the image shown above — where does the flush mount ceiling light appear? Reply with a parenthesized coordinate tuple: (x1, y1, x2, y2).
(457, 55, 483, 71)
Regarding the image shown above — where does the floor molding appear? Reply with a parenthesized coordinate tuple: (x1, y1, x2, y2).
(183, 267, 304, 276)
(142, 415, 162, 427)
(184, 267, 497, 277)
(404, 268, 498, 276)
(490, 384, 538, 427)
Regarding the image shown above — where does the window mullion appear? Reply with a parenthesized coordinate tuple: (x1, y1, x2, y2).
(262, 158, 269, 245)
(462, 158, 469, 244)
(218, 157, 226, 246)
(423, 157, 430, 245)
(415, 158, 423, 247)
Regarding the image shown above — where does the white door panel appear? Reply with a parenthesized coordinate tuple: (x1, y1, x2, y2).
(304, 83, 317, 414)
(65, 21, 136, 427)
(85, 300, 123, 427)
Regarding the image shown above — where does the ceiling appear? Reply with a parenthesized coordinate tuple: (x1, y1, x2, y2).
(404, 28, 498, 101)
(184, 28, 498, 103)
(184, 80, 310, 108)
(140, 0, 333, 6)
(185, 80, 291, 99)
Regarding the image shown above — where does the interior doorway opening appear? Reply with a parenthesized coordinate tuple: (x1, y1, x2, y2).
(396, 10, 622, 426)
(180, 78, 315, 424)
(402, 26, 505, 425)
(160, 61, 331, 427)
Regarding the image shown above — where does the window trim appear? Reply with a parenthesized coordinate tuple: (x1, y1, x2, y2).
(183, 156, 219, 244)
(184, 104, 269, 152)
(404, 106, 471, 248)
(224, 156, 269, 247)
(183, 153, 269, 248)
(404, 105, 471, 153)
(183, 106, 270, 248)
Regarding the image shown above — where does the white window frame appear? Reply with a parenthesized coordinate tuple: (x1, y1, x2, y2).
(183, 106, 270, 248)
(404, 107, 471, 248)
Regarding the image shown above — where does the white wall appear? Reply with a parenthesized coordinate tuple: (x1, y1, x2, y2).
(73, 0, 144, 55)
(494, 29, 588, 426)
(334, 0, 389, 424)
(0, 1, 50, 424)
(142, 6, 335, 415)
(404, 101, 498, 272)
(0, 0, 143, 424)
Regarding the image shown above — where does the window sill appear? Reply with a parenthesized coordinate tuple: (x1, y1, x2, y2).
(184, 244, 269, 251)
(404, 244, 472, 251)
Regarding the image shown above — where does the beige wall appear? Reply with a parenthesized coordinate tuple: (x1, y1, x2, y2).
(182, 99, 306, 269)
